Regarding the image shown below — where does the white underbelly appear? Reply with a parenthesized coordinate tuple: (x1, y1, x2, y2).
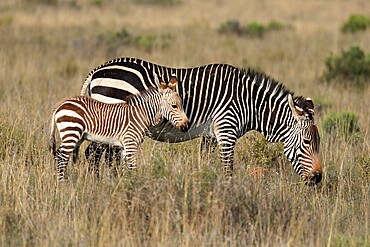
(85, 133, 122, 147)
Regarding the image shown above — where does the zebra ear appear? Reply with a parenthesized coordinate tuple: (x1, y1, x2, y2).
(168, 75, 178, 91)
(288, 94, 305, 120)
(159, 77, 168, 91)
(306, 97, 315, 115)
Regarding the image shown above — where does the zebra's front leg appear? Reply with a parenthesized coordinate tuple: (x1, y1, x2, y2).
(85, 142, 106, 176)
(121, 138, 141, 172)
(104, 146, 122, 168)
(214, 130, 238, 178)
(200, 135, 218, 154)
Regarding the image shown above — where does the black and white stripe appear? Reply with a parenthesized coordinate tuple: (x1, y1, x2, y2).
(50, 80, 188, 180)
(80, 58, 322, 184)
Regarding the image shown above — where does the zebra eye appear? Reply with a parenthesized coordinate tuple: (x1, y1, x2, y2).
(172, 104, 178, 109)
(303, 139, 310, 145)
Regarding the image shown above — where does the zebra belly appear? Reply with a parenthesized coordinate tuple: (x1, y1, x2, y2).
(148, 120, 213, 143)
(85, 133, 123, 147)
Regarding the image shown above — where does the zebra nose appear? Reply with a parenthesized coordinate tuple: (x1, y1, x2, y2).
(180, 122, 189, 132)
(308, 171, 322, 185)
(306, 161, 323, 186)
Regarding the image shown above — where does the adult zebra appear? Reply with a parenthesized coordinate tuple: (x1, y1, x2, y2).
(80, 58, 323, 185)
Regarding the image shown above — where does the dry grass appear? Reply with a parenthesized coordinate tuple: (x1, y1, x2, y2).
(0, 0, 369, 246)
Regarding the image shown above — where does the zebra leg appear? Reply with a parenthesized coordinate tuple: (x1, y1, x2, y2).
(85, 142, 106, 176)
(55, 146, 73, 180)
(213, 123, 238, 178)
(200, 135, 218, 154)
(104, 146, 122, 176)
(72, 145, 80, 163)
(104, 146, 122, 168)
(121, 139, 140, 171)
(219, 140, 237, 178)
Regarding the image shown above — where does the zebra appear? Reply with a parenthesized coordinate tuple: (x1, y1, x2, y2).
(49, 76, 189, 180)
(80, 58, 323, 185)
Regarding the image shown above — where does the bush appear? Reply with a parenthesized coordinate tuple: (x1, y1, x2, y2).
(219, 20, 243, 36)
(323, 46, 370, 86)
(132, 0, 181, 5)
(97, 29, 172, 54)
(219, 20, 291, 38)
(322, 112, 362, 141)
(341, 15, 370, 33)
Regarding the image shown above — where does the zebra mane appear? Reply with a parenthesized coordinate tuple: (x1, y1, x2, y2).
(246, 68, 293, 99)
(124, 86, 158, 105)
(245, 69, 314, 118)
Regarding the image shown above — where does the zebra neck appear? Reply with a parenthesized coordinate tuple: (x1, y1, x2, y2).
(243, 73, 294, 143)
(136, 95, 162, 127)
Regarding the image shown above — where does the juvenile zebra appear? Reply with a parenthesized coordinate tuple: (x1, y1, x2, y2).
(49, 76, 189, 180)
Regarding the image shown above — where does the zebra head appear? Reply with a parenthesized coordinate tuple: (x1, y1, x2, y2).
(159, 76, 189, 132)
(284, 94, 322, 185)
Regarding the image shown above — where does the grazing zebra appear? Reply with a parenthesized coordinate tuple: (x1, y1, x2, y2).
(49, 77, 189, 180)
(80, 58, 323, 185)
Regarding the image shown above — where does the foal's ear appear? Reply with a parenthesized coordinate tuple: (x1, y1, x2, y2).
(159, 77, 168, 91)
(168, 75, 178, 91)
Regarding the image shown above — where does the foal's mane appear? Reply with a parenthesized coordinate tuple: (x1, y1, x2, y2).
(124, 86, 158, 105)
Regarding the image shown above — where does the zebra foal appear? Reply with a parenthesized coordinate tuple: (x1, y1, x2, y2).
(49, 77, 188, 180)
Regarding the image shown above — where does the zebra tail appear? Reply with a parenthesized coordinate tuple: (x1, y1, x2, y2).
(49, 110, 57, 156)
(80, 73, 92, 96)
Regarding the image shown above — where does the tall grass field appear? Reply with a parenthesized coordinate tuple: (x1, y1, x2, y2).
(0, 0, 369, 246)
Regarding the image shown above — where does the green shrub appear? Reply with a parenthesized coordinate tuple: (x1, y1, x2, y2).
(341, 14, 370, 33)
(26, 0, 57, 5)
(0, 15, 14, 27)
(244, 22, 266, 37)
(219, 20, 291, 38)
(97, 29, 171, 54)
(219, 20, 243, 36)
(323, 46, 370, 86)
(132, 0, 181, 5)
(90, 0, 104, 6)
(322, 112, 362, 141)
(134, 35, 155, 52)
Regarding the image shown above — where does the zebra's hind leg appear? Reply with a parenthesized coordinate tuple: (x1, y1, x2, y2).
(55, 147, 72, 181)
(72, 145, 80, 163)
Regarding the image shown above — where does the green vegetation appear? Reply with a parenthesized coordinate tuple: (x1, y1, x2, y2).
(341, 14, 370, 33)
(90, 0, 104, 7)
(132, 0, 181, 6)
(97, 28, 172, 54)
(323, 46, 370, 86)
(322, 111, 362, 141)
(26, 0, 58, 4)
(219, 20, 291, 38)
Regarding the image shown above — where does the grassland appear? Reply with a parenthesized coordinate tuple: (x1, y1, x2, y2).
(0, 0, 369, 246)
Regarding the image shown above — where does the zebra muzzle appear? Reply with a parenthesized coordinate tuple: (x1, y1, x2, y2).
(305, 157, 323, 186)
(180, 122, 189, 132)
